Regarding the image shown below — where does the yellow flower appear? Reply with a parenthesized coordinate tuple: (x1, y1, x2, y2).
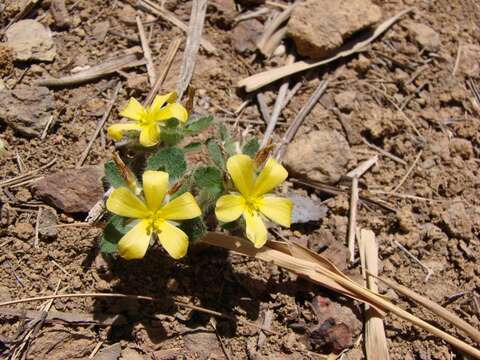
(106, 170, 201, 260)
(108, 92, 188, 147)
(215, 154, 293, 248)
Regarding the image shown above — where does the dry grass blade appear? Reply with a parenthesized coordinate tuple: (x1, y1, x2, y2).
(202, 233, 480, 358)
(358, 229, 390, 360)
(138, 0, 216, 53)
(373, 275, 480, 344)
(176, 0, 208, 99)
(36, 48, 144, 87)
(136, 15, 156, 86)
(239, 7, 415, 92)
(256, 5, 294, 57)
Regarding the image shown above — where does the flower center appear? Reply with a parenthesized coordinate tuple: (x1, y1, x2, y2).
(146, 210, 165, 233)
(138, 107, 157, 126)
(245, 196, 261, 214)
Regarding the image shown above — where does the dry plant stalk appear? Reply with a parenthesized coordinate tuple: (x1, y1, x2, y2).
(202, 233, 480, 358)
(239, 7, 415, 92)
(256, 5, 294, 57)
(358, 229, 390, 360)
(36, 48, 144, 87)
(374, 275, 480, 344)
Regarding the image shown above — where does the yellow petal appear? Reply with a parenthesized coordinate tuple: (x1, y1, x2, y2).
(106, 187, 150, 218)
(226, 154, 255, 197)
(215, 194, 246, 222)
(118, 220, 151, 260)
(156, 103, 189, 123)
(157, 221, 189, 259)
(151, 92, 177, 112)
(259, 195, 293, 227)
(119, 98, 145, 121)
(160, 192, 201, 220)
(107, 123, 141, 141)
(139, 123, 161, 147)
(253, 157, 288, 196)
(244, 211, 268, 248)
(143, 171, 169, 211)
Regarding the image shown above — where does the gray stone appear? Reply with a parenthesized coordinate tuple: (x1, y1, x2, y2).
(0, 85, 54, 138)
(38, 206, 58, 240)
(6, 20, 56, 62)
(287, 0, 382, 59)
(290, 194, 328, 224)
(284, 130, 353, 184)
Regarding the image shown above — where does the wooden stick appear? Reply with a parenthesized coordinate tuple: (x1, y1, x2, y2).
(274, 80, 328, 160)
(0, 158, 57, 187)
(346, 155, 378, 179)
(261, 54, 295, 148)
(145, 38, 182, 106)
(176, 0, 208, 99)
(36, 49, 144, 87)
(76, 82, 121, 168)
(256, 93, 271, 125)
(137, 0, 216, 54)
(348, 176, 359, 262)
(239, 7, 415, 92)
(136, 15, 156, 86)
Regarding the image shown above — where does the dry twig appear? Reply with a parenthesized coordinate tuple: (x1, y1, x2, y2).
(76, 82, 121, 168)
(137, 0, 216, 53)
(176, 0, 208, 99)
(36, 49, 144, 87)
(136, 15, 156, 86)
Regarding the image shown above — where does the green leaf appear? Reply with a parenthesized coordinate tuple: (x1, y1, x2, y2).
(180, 217, 207, 244)
(160, 127, 184, 146)
(218, 123, 229, 141)
(242, 138, 260, 157)
(207, 140, 225, 169)
(183, 142, 202, 153)
(104, 161, 126, 188)
(185, 115, 214, 135)
(194, 166, 224, 197)
(100, 215, 136, 253)
(146, 147, 186, 180)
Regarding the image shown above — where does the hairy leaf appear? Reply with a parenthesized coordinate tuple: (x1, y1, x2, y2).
(146, 147, 186, 180)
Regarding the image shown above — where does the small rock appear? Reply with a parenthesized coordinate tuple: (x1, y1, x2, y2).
(231, 19, 263, 53)
(32, 166, 105, 213)
(290, 193, 328, 224)
(309, 229, 349, 271)
(92, 20, 110, 42)
(50, 0, 70, 28)
(38, 206, 58, 240)
(396, 206, 416, 234)
(93, 343, 122, 360)
(14, 222, 34, 240)
(120, 347, 144, 360)
(287, 0, 382, 59)
(0, 85, 54, 138)
(308, 295, 362, 353)
(334, 91, 356, 112)
(449, 138, 473, 160)
(15, 188, 32, 202)
(441, 202, 472, 240)
(0, 44, 14, 77)
(6, 20, 56, 62)
(125, 74, 148, 92)
(284, 130, 353, 184)
(406, 22, 440, 51)
(457, 44, 480, 77)
(184, 330, 224, 359)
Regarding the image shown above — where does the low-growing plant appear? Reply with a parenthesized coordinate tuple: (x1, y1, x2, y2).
(101, 92, 293, 260)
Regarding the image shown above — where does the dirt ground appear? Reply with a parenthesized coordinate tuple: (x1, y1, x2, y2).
(0, 0, 479, 359)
